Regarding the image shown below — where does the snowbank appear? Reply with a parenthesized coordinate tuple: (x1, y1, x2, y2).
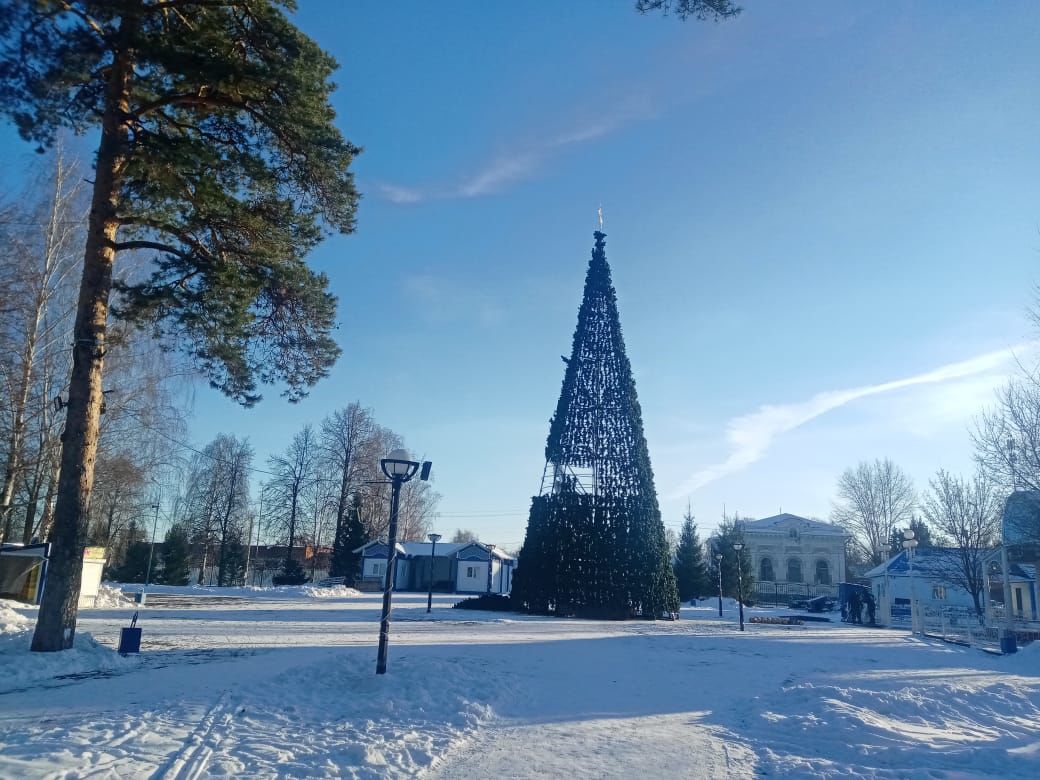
(299, 584, 363, 598)
(91, 583, 134, 608)
(0, 599, 135, 695)
(1, 600, 30, 635)
(109, 581, 363, 599)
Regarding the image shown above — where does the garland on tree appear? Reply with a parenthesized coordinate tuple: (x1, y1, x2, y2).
(513, 231, 678, 618)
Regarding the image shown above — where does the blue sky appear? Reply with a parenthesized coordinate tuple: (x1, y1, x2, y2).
(5, 1, 1040, 547)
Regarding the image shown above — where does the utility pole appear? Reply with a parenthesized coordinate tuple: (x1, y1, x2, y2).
(245, 486, 263, 587)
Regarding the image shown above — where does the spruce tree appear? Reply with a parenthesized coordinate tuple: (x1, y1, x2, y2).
(513, 231, 679, 618)
(219, 529, 247, 587)
(113, 541, 151, 583)
(0, 1, 359, 651)
(674, 508, 709, 602)
(329, 495, 367, 580)
(160, 523, 191, 586)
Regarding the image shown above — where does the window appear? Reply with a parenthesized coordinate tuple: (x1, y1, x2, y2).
(932, 585, 946, 600)
(466, 566, 478, 578)
(815, 560, 831, 585)
(372, 562, 385, 577)
(787, 558, 803, 583)
(759, 558, 775, 582)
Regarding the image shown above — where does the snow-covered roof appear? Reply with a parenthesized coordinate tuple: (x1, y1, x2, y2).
(352, 539, 515, 561)
(864, 548, 1036, 581)
(398, 542, 466, 558)
(455, 542, 516, 562)
(739, 513, 847, 537)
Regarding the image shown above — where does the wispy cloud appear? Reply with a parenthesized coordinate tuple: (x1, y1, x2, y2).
(375, 93, 658, 203)
(374, 183, 424, 205)
(667, 344, 1036, 499)
(402, 273, 505, 326)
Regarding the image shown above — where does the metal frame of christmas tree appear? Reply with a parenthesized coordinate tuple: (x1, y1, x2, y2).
(513, 231, 679, 618)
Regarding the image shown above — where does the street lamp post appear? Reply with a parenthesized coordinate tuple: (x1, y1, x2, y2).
(427, 532, 442, 613)
(715, 552, 724, 617)
(732, 542, 746, 632)
(902, 529, 919, 634)
(376, 449, 429, 675)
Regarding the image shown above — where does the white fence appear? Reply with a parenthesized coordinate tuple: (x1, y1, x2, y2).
(188, 565, 332, 588)
(889, 604, 1040, 652)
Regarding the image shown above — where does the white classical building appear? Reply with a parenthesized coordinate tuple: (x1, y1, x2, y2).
(736, 514, 848, 601)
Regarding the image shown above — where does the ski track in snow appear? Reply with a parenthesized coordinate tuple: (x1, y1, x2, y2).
(1, 594, 1038, 778)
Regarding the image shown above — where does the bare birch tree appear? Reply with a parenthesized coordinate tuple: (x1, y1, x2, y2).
(921, 469, 1001, 617)
(832, 458, 916, 567)
(0, 149, 84, 543)
(973, 370, 1040, 537)
(268, 425, 319, 583)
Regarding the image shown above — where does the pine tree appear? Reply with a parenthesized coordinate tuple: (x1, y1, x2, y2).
(513, 231, 679, 618)
(0, 1, 359, 651)
(113, 541, 151, 583)
(160, 523, 191, 586)
(329, 495, 367, 580)
(674, 508, 709, 601)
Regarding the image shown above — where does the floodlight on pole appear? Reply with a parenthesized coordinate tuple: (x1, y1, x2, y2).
(144, 479, 162, 594)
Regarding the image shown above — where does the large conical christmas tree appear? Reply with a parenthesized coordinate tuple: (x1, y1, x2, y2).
(513, 231, 679, 618)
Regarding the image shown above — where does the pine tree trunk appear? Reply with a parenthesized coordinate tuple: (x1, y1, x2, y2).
(30, 26, 133, 651)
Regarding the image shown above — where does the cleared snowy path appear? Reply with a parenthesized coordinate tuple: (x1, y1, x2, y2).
(2, 592, 1038, 778)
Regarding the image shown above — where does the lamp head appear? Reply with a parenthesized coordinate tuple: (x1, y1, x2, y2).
(428, 533, 442, 543)
(381, 448, 420, 481)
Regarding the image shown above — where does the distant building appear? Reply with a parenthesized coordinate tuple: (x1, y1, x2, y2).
(736, 514, 848, 602)
(354, 540, 516, 594)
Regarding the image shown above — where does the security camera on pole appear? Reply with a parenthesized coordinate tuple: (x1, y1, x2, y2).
(375, 449, 432, 675)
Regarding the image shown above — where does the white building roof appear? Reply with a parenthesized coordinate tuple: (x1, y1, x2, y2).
(353, 539, 515, 561)
(739, 513, 847, 537)
(399, 542, 466, 558)
(863, 548, 1035, 582)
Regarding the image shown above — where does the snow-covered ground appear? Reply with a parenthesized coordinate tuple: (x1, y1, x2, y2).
(1, 589, 1037, 778)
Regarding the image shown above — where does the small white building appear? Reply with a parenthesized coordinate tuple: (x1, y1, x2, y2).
(736, 514, 848, 601)
(865, 548, 980, 625)
(863, 547, 1039, 625)
(355, 540, 515, 595)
